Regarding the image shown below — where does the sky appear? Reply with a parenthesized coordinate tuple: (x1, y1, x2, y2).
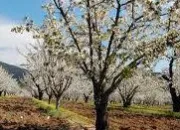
(0, 0, 48, 66)
(0, 0, 168, 72)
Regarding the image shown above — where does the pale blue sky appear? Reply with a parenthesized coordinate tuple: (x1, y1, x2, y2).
(0, 0, 46, 24)
(0, 0, 48, 66)
(0, 0, 168, 72)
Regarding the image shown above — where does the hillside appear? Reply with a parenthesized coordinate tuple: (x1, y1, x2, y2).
(0, 61, 27, 82)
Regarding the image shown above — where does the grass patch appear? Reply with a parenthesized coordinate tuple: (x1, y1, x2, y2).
(0, 95, 17, 99)
(124, 105, 180, 118)
(109, 102, 180, 118)
(32, 98, 94, 127)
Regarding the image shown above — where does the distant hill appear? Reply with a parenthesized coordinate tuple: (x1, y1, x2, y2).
(0, 61, 27, 82)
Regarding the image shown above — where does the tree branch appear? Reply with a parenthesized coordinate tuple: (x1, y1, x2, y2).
(105, 55, 144, 96)
(86, 0, 94, 70)
(99, 0, 121, 86)
(53, 0, 89, 74)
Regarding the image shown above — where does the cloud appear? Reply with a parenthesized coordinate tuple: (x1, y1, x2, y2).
(0, 16, 36, 66)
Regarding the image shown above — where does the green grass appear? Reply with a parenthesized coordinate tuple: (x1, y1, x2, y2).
(0, 95, 16, 99)
(126, 105, 180, 118)
(32, 98, 94, 127)
(109, 103, 180, 118)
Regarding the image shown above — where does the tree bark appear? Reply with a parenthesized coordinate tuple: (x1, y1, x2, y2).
(0, 91, 3, 96)
(55, 97, 60, 110)
(85, 97, 89, 103)
(94, 95, 109, 130)
(48, 95, 52, 104)
(4, 91, 6, 96)
(123, 101, 131, 108)
(84, 95, 89, 103)
(172, 100, 180, 112)
(75, 97, 79, 102)
(168, 57, 180, 112)
(169, 83, 180, 112)
(38, 91, 43, 100)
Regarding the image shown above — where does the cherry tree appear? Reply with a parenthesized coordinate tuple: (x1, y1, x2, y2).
(51, 0, 180, 129)
(109, 91, 119, 103)
(152, 1, 180, 111)
(66, 75, 93, 103)
(21, 73, 42, 99)
(42, 75, 54, 104)
(134, 71, 168, 105)
(12, 0, 180, 129)
(0, 66, 19, 96)
(117, 69, 142, 108)
(21, 41, 72, 109)
(46, 52, 72, 110)
(14, 4, 73, 109)
(83, 90, 93, 103)
(24, 50, 47, 100)
(117, 68, 167, 107)
(81, 78, 93, 103)
(110, 69, 169, 106)
(158, 57, 180, 112)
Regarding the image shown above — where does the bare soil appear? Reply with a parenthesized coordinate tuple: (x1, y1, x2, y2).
(1, 97, 180, 130)
(62, 102, 180, 130)
(0, 97, 70, 130)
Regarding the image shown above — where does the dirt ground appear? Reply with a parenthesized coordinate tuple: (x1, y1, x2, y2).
(62, 102, 180, 130)
(0, 97, 180, 130)
(0, 97, 71, 130)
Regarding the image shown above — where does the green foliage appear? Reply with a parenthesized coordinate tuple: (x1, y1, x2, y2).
(121, 67, 133, 79)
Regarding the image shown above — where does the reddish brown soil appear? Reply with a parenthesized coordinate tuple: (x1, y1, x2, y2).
(0, 97, 70, 130)
(1, 98, 180, 130)
(62, 102, 180, 130)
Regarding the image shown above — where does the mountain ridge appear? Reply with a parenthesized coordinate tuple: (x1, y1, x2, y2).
(0, 61, 27, 82)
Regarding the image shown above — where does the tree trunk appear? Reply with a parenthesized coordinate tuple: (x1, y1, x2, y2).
(55, 97, 60, 110)
(0, 91, 3, 96)
(169, 83, 180, 112)
(84, 95, 89, 103)
(4, 91, 6, 96)
(172, 99, 180, 112)
(123, 101, 131, 108)
(38, 91, 43, 100)
(48, 95, 52, 104)
(168, 58, 180, 112)
(95, 95, 109, 130)
(75, 97, 79, 102)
